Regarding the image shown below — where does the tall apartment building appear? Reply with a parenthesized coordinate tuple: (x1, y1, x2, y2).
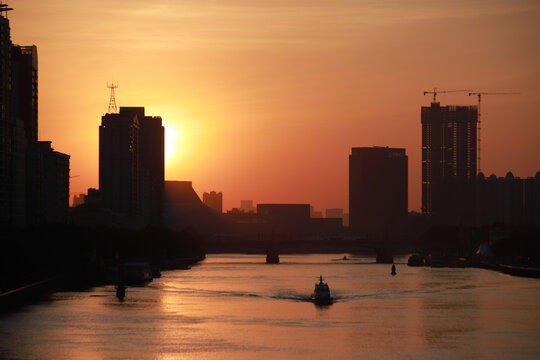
(0, 10, 14, 223)
(203, 191, 223, 213)
(126, 107, 164, 226)
(421, 102, 477, 224)
(476, 171, 540, 226)
(99, 107, 164, 227)
(1, 7, 69, 226)
(100, 108, 140, 222)
(349, 147, 408, 237)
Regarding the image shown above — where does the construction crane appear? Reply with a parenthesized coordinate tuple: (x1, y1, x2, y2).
(468, 91, 520, 174)
(423, 87, 472, 103)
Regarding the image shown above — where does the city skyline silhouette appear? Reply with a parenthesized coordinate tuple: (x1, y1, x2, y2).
(7, 1, 539, 213)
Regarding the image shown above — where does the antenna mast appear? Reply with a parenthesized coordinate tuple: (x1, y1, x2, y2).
(0, 3, 14, 15)
(107, 81, 118, 113)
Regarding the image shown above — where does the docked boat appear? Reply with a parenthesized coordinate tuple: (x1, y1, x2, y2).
(123, 261, 153, 284)
(407, 254, 424, 267)
(310, 275, 332, 305)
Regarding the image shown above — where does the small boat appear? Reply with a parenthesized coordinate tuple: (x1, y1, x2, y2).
(116, 285, 126, 300)
(391, 264, 396, 276)
(266, 250, 279, 264)
(310, 275, 332, 305)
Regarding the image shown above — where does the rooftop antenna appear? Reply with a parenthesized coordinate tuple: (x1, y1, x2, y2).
(107, 81, 118, 113)
(0, 3, 14, 15)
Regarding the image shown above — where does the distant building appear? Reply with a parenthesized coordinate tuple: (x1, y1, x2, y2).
(99, 107, 164, 227)
(523, 173, 540, 225)
(258, 203, 311, 233)
(26, 141, 70, 224)
(310, 206, 323, 218)
(240, 200, 256, 213)
(343, 213, 349, 227)
(421, 102, 477, 224)
(72, 193, 85, 207)
(325, 208, 344, 219)
(203, 191, 223, 213)
(349, 147, 407, 237)
(476, 171, 540, 226)
(163, 181, 225, 234)
(225, 208, 259, 224)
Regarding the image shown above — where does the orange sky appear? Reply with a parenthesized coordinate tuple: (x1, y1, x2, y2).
(8, 0, 540, 213)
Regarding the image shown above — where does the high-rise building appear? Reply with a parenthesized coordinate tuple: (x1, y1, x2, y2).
(1, 7, 66, 226)
(258, 203, 311, 233)
(0, 10, 14, 224)
(476, 171, 540, 226)
(203, 191, 223, 213)
(26, 141, 70, 224)
(99, 107, 164, 227)
(11, 45, 37, 142)
(349, 147, 408, 237)
(99, 108, 140, 223)
(126, 107, 164, 226)
(421, 102, 477, 224)
(240, 200, 255, 213)
(325, 208, 343, 219)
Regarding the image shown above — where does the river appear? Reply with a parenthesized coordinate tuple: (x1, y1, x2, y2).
(1, 254, 540, 359)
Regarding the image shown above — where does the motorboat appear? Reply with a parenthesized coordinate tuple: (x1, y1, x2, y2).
(310, 275, 332, 305)
(116, 285, 126, 300)
(266, 250, 279, 264)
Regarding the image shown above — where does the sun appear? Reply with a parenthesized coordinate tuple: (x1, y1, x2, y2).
(163, 120, 181, 166)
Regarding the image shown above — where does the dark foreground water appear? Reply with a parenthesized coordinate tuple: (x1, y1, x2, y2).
(1, 254, 540, 359)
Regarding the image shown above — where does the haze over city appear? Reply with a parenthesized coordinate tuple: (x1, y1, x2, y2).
(8, 0, 540, 212)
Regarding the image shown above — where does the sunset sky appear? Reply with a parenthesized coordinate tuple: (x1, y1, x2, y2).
(7, 0, 540, 212)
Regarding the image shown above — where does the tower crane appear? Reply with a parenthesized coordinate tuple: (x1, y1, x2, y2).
(423, 88, 472, 103)
(468, 91, 519, 175)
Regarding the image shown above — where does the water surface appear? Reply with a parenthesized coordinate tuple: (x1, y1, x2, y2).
(1, 254, 540, 359)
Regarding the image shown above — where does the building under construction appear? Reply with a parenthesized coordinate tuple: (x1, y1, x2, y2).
(421, 102, 477, 225)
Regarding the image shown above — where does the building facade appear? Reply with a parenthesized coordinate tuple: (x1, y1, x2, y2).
(0, 11, 14, 224)
(26, 141, 70, 225)
(421, 102, 477, 224)
(349, 147, 408, 237)
(127, 107, 164, 226)
(99, 108, 140, 223)
(203, 191, 223, 213)
(476, 171, 540, 226)
(99, 107, 164, 227)
(1, 8, 68, 226)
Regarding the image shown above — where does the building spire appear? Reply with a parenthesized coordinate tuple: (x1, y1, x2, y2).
(107, 81, 118, 113)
